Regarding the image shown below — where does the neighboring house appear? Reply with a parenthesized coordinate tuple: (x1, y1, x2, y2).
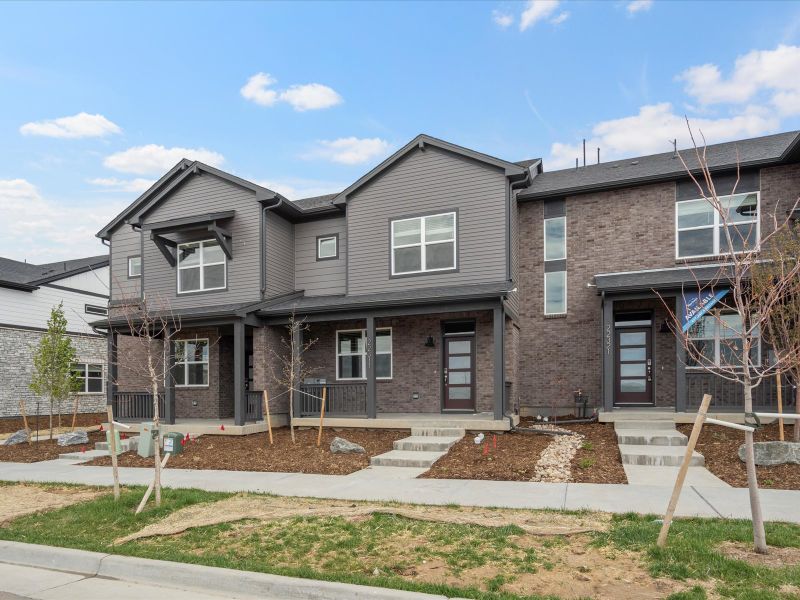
(0, 255, 110, 418)
(95, 131, 800, 428)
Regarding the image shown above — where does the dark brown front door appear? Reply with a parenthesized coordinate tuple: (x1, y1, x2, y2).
(443, 336, 475, 411)
(615, 327, 653, 405)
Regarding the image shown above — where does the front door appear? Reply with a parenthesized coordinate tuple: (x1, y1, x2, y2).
(443, 336, 475, 411)
(614, 327, 653, 405)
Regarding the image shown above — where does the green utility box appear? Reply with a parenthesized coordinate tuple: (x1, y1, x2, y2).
(163, 432, 184, 455)
(137, 422, 158, 458)
(105, 430, 123, 456)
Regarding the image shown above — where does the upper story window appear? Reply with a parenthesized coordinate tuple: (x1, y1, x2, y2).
(391, 212, 456, 276)
(85, 304, 108, 316)
(128, 255, 141, 278)
(174, 339, 209, 386)
(676, 193, 759, 259)
(337, 328, 392, 380)
(317, 234, 338, 260)
(177, 239, 226, 293)
(543, 209, 567, 315)
(71, 363, 104, 394)
(544, 216, 566, 261)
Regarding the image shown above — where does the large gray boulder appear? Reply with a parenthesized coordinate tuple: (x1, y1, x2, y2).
(4, 429, 29, 445)
(57, 430, 89, 447)
(330, 436, 365, 454)
(738, 441, 800, 466)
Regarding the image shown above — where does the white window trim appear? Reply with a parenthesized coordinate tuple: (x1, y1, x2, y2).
(543, 216, 567, 261)
(174, 338, 210, 388)
(128, 256, 141, 278)
(336, 328, 393, 381)
(675, 193, 760, 260)
(72, 362, 105, 395)
(317, 235, 338, 259)
(390, 212, 457, 276)
(177, 239, 227, 294)
(544, 271, 567, 316)
(686, 310, 761, 369)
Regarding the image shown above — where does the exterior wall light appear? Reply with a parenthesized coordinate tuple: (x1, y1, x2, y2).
(424, 336, 435, 347)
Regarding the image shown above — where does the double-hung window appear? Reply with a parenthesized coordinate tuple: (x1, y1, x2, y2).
(174, 339, 209, 386)
(676, 193, 759, 259)
(177, 239, 226, 293)
(391, 212, 456, 275)
(128, 256, 141, 278)
(687, 310, 760, 368)
(544, 215, 567, 315)
(71, 363, 104, 393)
(336, 329, 392, 379)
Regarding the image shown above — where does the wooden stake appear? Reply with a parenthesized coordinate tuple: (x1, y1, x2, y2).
(71, 394, 79, 432)
(776, 372, 784, 442)
(263, 390, 273, 445)
(657, 393, 712, 548)
(106, 404, 121, 501)
(135, 453, 170, 515)
(317, 386, 327, 448)
(18, 400, 30, 445)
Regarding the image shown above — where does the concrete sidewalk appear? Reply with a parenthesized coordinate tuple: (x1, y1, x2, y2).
(1, 459, 798, 522)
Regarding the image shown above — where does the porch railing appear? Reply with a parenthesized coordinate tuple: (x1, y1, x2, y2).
(298, 383, 367, 417)
(686, 371, 797, 411)
(245, 390, 263, 422)
(112, 392, 165, 421)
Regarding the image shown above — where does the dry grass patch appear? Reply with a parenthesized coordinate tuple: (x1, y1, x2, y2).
(0, 483, 105, 524)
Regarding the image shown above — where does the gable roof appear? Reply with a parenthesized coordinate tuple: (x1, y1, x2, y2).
(0, 254, 108, 291)
(331, 134, 530, 205)
(519, 130, 800, 201)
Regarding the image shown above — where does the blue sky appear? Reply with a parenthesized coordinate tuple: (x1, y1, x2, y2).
(2, 0, 800, 262)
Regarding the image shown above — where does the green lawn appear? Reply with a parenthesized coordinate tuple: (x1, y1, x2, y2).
(1, 484, 799, 600)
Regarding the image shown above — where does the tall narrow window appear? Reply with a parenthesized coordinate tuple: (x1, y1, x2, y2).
(543, 209, 567, 315)
(174, 339, 209, 386)
(391, 212, 456, 275)
(544, 271, 567, 315)
(128, 256, 141, 278)
(676, 193, 759, 259)
(177, 239, 226, 293)
(336, 329, 392, 379)
(544, 216, 566, 261)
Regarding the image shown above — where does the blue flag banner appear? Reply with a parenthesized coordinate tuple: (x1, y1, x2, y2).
(682, 288, 729, 332)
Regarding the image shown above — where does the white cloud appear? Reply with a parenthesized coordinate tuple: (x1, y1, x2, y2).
(240, 72, 342, 111)
(103, 144, 225, 175)
(546, 102, 779, 169)
(0, 179, 120, 262)
(520, 0, 560, 31)
(678, 45, 800, 116)
(19, 112, 121, 139)
(550, 11, 570, 25)
(302, 137, 392, 165)
(626, 0, 653, 15)
(492, 10, 514, 28)
(255, 177, 346, 201)
(87, 177, 154, 194)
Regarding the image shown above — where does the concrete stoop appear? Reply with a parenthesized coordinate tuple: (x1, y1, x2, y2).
(95, 437, 138, 452)
(370, 427, 464, 470)
(619, 444, 705, 467)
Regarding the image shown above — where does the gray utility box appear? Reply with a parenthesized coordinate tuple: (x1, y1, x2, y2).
(137, 422, 159, 458)
(105, 430, 123, 456)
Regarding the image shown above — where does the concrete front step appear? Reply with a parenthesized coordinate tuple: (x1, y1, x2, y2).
(58, 449, 108, 461)
(616, 429, 688, 446)
(410, 427, 465, 438)
(370, 450, 447, 468)
(95, 438, 138, 452)
(619, 444, 704, 467)
(614, 420, 677, 431)
(393, 436, 461, 452)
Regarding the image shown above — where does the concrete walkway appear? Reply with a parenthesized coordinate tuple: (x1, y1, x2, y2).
(1, 459, 798, 522)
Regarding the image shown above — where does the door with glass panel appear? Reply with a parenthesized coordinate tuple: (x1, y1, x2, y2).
(614, 328, 653, 405)
(443, 336, 475, 411)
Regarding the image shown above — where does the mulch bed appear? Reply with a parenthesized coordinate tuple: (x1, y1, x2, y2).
(0, 412, 105, 435)
(564, 422, 628, 484)
(0, 431, 106, 463)
(677, 422, 800, 490)
(85, 427, 406, 475)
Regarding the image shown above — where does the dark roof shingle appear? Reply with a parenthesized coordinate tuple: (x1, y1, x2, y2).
(0, 254, 108, 287)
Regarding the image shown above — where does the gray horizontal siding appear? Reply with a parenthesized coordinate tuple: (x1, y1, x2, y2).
(141, 174, 262, 308)
(294, 217, 346, 296)
(110, 225, 141, 302)
(265, 212, 295, 297)
(347, 146, 508, 295)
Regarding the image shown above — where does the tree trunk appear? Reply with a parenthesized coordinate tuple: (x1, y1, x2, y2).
(152, 380, 162, 507)
(49, 399, 53, 440)
(743, 383, 768, 553)
(288, 386, 296, 443)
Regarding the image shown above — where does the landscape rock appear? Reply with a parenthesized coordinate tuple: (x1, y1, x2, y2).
(739, 441, 800, 466)
(57, 430, 89, 447)
(531, 432, 584, 483)
(3, 429, 29, 445)
(330, 437, 365, 454)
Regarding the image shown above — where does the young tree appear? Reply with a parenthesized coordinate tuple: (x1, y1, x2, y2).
(30, 303, 80, 440)
(660, 124, 800, 554)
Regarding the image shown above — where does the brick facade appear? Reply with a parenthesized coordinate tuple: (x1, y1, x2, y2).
(0, 326, 106, 418)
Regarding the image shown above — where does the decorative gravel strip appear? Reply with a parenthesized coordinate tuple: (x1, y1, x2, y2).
(530, 428, 585, 483)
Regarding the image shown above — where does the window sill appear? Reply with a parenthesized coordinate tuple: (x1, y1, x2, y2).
(176, 385, 210, 389)
(544, 313, 567, 319)
(75, 392, 104, 395)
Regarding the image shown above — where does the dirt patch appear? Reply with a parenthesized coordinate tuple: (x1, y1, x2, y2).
(85, 427, 405, 475)
(0, 412, 105, 435)
(566, 422, 628, 484)
(0, 484, 104, 524)
(114, 494, 611, 545)
(679, 423, 800, 489)
(0, 430, 105, 462)
(718, 540, 800, 567)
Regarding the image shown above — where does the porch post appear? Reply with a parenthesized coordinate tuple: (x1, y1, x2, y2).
(234, 319, 246, 426)
(674, 296, 687, 412)
(366, 316, 377, 418)
(602, 295, 614, 411)
(164, 326, 175, 425)
(493, 306, 504, 420)
(106, 330, 117, 407)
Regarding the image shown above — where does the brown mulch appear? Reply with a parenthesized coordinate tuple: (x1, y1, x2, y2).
(0, 412, 105, 435)
(565, 423, 628, 484)
(0, 430, 106, 462)
(85, 427, 406, 475)
(677, 422, 800, 490)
